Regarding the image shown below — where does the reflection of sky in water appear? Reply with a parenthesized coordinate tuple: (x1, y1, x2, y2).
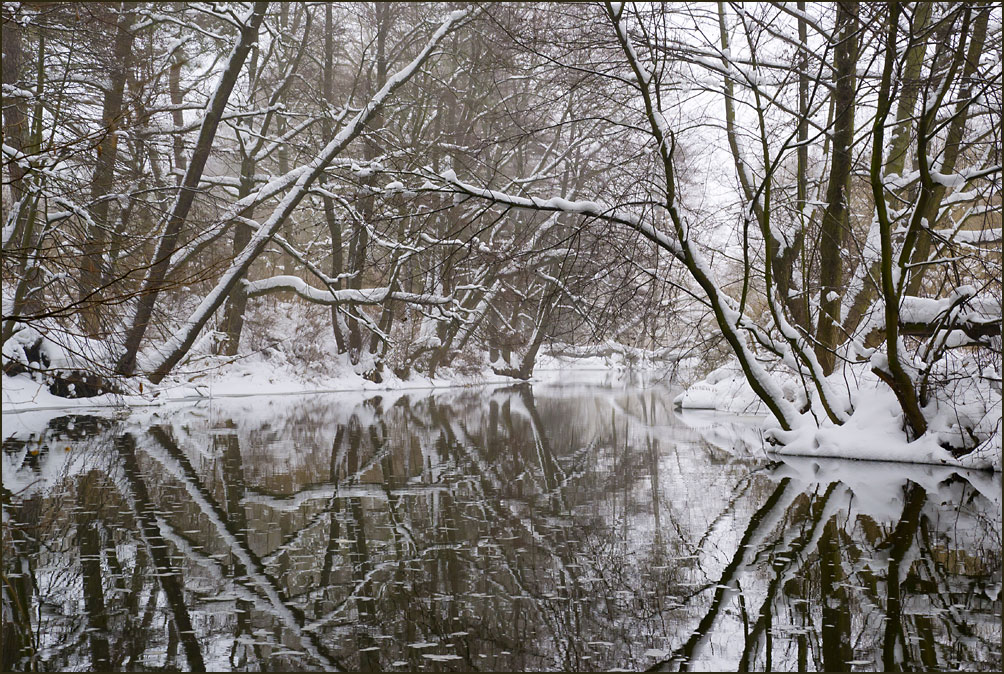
(3, 383, 1001, 672)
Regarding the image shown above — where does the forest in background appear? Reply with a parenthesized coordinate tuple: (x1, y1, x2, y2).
(2, 2, 1001, 463)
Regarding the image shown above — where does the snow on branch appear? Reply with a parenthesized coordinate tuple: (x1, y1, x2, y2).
(426, 168, 685, 258)
(899, 289, 1002, 342)
(243, 275, 453, 307)
(949, 228, 1001, 246)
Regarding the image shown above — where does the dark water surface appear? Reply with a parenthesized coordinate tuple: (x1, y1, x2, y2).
(2, 381, 1000, 671)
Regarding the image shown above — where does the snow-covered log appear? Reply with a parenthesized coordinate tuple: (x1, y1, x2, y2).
(899, 292, 1002, 342)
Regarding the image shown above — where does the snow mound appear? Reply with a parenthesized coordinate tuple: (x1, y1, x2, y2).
(2, 324, 115, 375)
(673, 364, 767, 414)
(769, 386, 1001, 472)
(674, 357, 1001, 471)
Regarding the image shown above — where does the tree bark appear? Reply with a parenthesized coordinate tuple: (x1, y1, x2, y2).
(79, 3, 136, 337)
(813, 1, 858, 375)
(116, 2, 268, 376)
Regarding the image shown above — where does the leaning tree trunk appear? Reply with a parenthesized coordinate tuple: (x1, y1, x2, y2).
(141, 10, 468, 383)
(115, 2, 268, 376)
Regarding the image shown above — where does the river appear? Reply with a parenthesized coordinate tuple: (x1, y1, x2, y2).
(2, 379, 1000, 671)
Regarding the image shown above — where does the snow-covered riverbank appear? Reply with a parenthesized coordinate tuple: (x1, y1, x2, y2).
(673, 362, 1001, 472)
(1, 350, 641, 413)
(5, 347, 999, 471)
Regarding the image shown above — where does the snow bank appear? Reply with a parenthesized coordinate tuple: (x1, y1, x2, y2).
(2, 357, 471, 413)
(1, 324, 116, 376)
(768, 385, 1000, 471)
(1, 371, 124, 412)
(1, 346, 582, 414)
(673, 357, 1001, 471)
(672, 363, 768, 414)
(677, 393, 999, 472)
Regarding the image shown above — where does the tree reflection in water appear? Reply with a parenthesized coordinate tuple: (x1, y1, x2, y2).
(2, 383, 1001, 671)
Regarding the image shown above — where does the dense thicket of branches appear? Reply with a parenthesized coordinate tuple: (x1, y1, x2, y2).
(2, 2, 1001, 455)
(2, 2, 693, 386)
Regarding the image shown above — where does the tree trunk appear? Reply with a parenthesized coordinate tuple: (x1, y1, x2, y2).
(346, 2, 390, 366)
(785, 1, 810, 331)
(277, 2, 293, 274)
(168, 43, 188, 179)
(217, 159, 256, 356)
(116, 2, 268, 376)
(1, 7, 28, 238)
(323, 2, 346, 352)
(80, 3, 135, 337)
(868, 2, 928, 438)
(813, 1, 858, 375)
(1, 21, 45, 344)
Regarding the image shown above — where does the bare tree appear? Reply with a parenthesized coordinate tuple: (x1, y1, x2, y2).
(418, 1, 1000, 455)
